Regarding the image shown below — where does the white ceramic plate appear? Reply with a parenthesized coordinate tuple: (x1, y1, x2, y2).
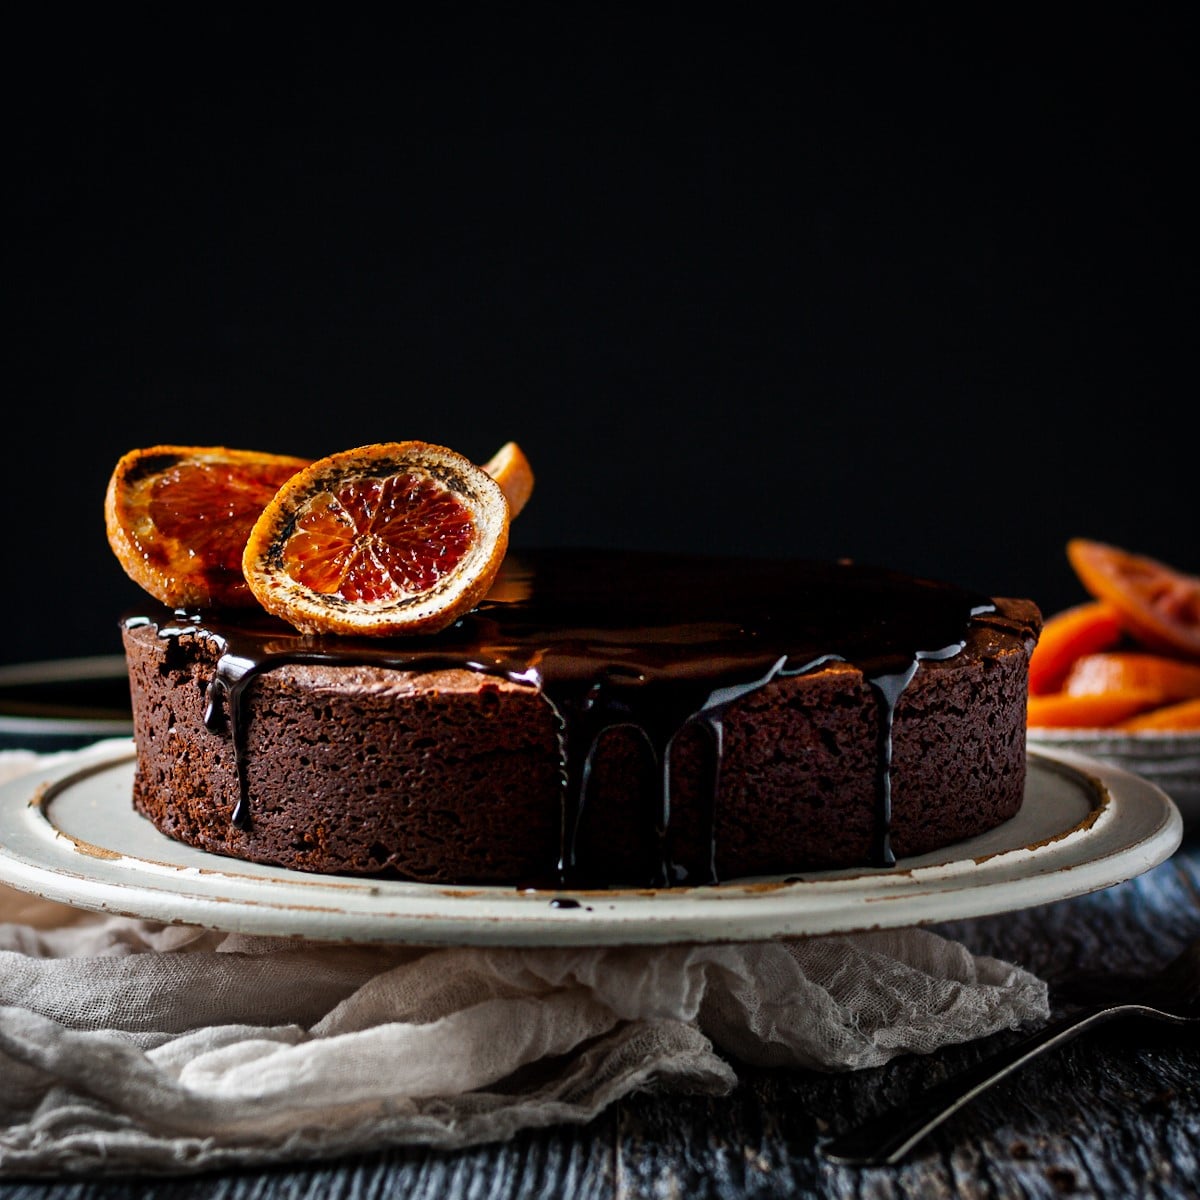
(0, 743, 1182, 947)
(1027, 729, 1200, 826)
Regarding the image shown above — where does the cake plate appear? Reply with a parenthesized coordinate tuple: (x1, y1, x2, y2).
(1028, 727, 1200, 827)
(0, 742, 1183, 947)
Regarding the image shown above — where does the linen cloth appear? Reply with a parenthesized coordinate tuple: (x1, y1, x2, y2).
(0, 743, 1049, 1176)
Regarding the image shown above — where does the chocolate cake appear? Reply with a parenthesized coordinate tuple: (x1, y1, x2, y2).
(120, 548, 1042, 887)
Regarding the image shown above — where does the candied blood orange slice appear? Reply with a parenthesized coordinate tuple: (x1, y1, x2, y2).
(105, 445, 312, 608)
(1063, 652, 1200, 703)
(1026, 689, 1164, 729)
(482, 440, 535, 519)
(1117, 697, 1200, 731)
(242, 441, 510, 635)
(1067, 538, 1200, 661)
(1027, 600, 1124, 695)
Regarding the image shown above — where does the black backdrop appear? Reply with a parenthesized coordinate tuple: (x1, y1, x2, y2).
(8, 5, 1198, 667)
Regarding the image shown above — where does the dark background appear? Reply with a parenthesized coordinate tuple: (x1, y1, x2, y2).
(8, 5, 1197, 668)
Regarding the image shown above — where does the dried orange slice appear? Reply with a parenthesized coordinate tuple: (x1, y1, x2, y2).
(1027, 600, 1124, 695)
(242, 441, 510, 635)
(1063, 652, 1200, 703)
(1116, 697, 1200, 731)
(1026, 689, 1164, 729)
(482, 440, 535, 519)
(105, 445, 312, 608)
(1067, 538, 1200, 661)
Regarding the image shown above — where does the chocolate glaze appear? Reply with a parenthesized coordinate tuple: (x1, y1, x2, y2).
(123, 547, 1017, 886)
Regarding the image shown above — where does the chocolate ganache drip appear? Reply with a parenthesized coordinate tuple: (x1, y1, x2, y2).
(125, 548, 1000, 886)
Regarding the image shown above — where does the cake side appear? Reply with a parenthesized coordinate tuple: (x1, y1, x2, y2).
(124, 624, 563, 882)
(123, 593, 1040, 885)
(600, 595, 1040, 880)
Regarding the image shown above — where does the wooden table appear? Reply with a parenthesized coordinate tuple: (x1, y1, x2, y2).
(2, 829, 1196, 1199)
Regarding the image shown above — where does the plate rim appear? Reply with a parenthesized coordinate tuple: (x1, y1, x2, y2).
(1026, 727, 1200, 821)
(1028, 727, 1200, 747)
(0, 655, 134, 742)
(0, 742, 1183, 947)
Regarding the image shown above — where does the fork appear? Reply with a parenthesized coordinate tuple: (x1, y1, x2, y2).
(819, 938, 1200, 1167)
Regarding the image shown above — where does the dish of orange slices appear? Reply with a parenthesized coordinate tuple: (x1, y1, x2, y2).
(1026, 538, 1200, 823)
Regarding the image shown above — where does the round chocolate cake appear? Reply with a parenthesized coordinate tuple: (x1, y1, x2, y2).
(120, 548, 1042, 886)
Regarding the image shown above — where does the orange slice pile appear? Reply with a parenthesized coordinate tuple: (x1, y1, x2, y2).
(105, 445, 311, 608)
(242, 441, 511, 635)
(1027, 539, 1200, 731)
